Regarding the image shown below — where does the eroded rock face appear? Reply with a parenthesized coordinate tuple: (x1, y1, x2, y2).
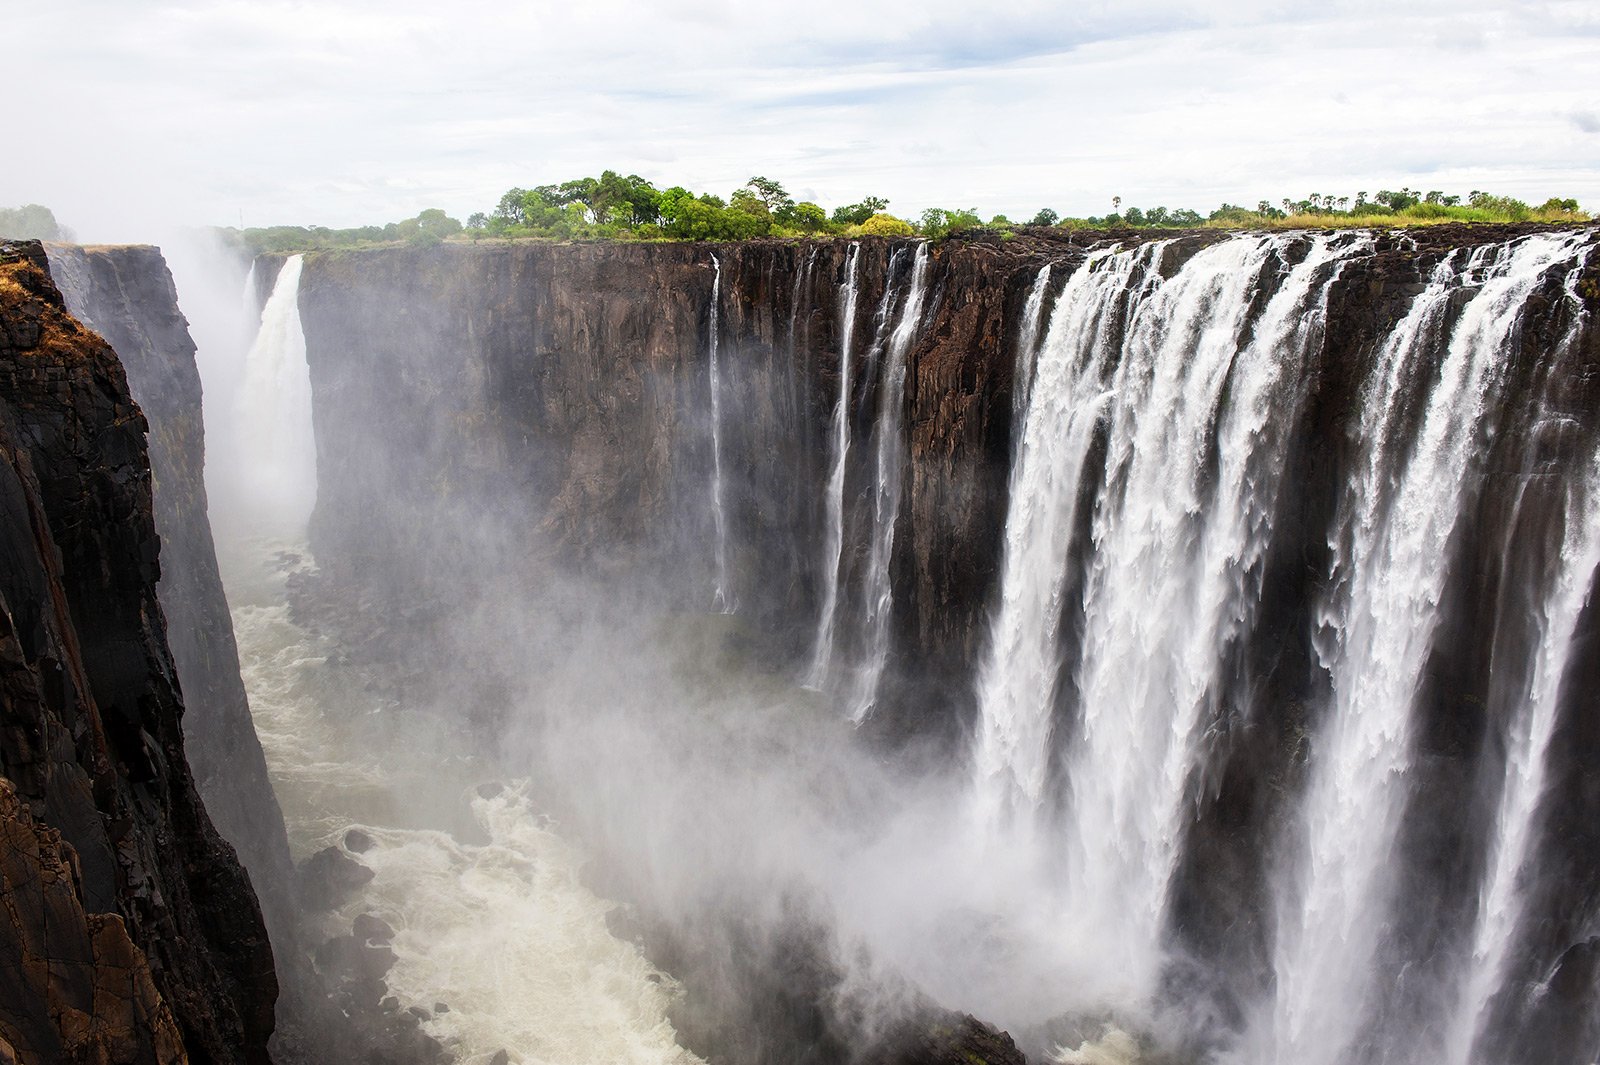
(0, 241, 275, 1064)
(42, 242, 303, 1030)
(0, 778, 187, 1065)
(289, 226, 1600, 1063)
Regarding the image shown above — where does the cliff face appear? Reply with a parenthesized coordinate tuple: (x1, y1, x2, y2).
(43, 244, 300, 980)
(0, 241, 275, 1064)
(294, 238, 1044, 732)
(291, 225, 1600, 1062)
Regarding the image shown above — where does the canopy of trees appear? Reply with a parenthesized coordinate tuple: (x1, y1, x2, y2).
(214, 180, 1589, 253)
(0, 204, 70, 241)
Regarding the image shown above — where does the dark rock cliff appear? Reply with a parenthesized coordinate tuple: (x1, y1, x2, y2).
(292, 238, 1051, 739)
(0, 241, 276, 1064)
(289, 225, 1600, 1063)
(43, 244, 300, 969)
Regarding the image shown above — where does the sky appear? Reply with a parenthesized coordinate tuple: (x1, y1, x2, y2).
(9, 0, 1600, 241)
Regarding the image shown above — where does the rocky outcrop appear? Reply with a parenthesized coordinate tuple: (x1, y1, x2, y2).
(0, 778, 186, 1065)
(0, 240, 275, 1064)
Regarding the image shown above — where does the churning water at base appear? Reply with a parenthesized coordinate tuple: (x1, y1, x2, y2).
(225, 543, 705, 1065)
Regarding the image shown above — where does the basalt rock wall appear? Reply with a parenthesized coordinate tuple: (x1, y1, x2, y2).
(292, 237, 1046, 732)
(43, 244, 300, 973)
(290, 225, 1600, 1062)
(0, 240, 276, 1064)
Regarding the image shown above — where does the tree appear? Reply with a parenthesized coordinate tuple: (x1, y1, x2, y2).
(1029, 208, 1060, 226)
(746, 176, 794, 220)
(791, 202, 828, 233)
(831, 196, 890, 226)
(492, 188, 529, 226)
(0, 204, 67, 240)
(414, 208, 462, 238)
(918, 207, 981, 237)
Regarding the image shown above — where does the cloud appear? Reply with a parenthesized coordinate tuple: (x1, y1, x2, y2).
(5, 0, 1599, 240)
(1573, 110, 1600, 133)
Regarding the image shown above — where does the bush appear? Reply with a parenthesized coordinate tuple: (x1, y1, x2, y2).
(847, 213, 916, 237)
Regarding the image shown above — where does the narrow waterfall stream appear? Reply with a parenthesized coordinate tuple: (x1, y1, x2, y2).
(707, 254, 732, 612)
(805, 242, 864, 689)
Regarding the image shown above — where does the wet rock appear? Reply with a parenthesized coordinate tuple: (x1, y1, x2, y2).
(315, 934, 397, 985)
(297, 845, 376, 911)
(490, 1051, 510, 1065)
(353, 912, 395, 943)
(875, 1013, 1028, 1065)
(344, 827, 375, 853)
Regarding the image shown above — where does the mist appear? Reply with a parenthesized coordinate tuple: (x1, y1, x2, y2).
(159, 216, 1600, 1065)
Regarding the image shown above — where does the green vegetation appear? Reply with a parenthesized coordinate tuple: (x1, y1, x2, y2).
(225, 208, 463, 255)
(219, 179, 1591, 254)
(0, 204, 71, 241)
(1056, 188, 1589, 231)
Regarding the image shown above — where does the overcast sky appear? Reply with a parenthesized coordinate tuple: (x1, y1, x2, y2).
(9, 0, 1599, 241)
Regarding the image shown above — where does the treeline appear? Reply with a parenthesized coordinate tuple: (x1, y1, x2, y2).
(224, 209, 464, 255)
(468, 173, 914, 241)
(0, 204, 72, 242)
(216, 178, 1591, 254)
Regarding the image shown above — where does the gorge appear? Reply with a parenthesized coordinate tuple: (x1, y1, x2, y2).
(1, 222, 1597, 1065)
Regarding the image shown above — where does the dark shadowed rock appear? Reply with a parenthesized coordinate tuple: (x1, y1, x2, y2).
(297, 845, 376, 911)
(0, 240, 277, 1063)
(353, 912, 395, 944)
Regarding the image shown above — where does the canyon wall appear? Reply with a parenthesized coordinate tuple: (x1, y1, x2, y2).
(0, 240, 276, 1064)
(44, 244, 300, 966)
(289, 225, 1600, 1063)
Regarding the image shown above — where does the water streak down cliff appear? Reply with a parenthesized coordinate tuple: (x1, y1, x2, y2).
(287, 225, 1600, 1064)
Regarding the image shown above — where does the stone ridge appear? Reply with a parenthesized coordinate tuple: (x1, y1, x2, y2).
(0, 240, 276, 1065)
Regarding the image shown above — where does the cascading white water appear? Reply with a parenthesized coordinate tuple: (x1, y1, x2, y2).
(1011, 263, 1053, 422)
(969, 244, 1149, 823)
(1447, 257, 1599, 1065)
(1060, 235, 1362, 987)
(1251, 232, 1591, 1065)
(843, 242, 931, 722)
(236, 254, 317, 533)
(707, 255, 732, 613)
(804, 242, 863, 690)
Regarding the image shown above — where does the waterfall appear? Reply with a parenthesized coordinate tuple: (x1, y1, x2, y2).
(1250, 231, 1592, 1065)
(1062, 235, 1363, 986)
(1011, 263, 1053, 422)
(707, 254, 732, 612)
(969, 243, 1152, 822)
(844, 242, 931, 722)
(1447, 255, 1598, 1065)
(236, 254, 316, 534)
(804, 242, 864, 690)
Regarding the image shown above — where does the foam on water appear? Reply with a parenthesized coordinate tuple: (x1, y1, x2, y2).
(226, 541, 705, 1065)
